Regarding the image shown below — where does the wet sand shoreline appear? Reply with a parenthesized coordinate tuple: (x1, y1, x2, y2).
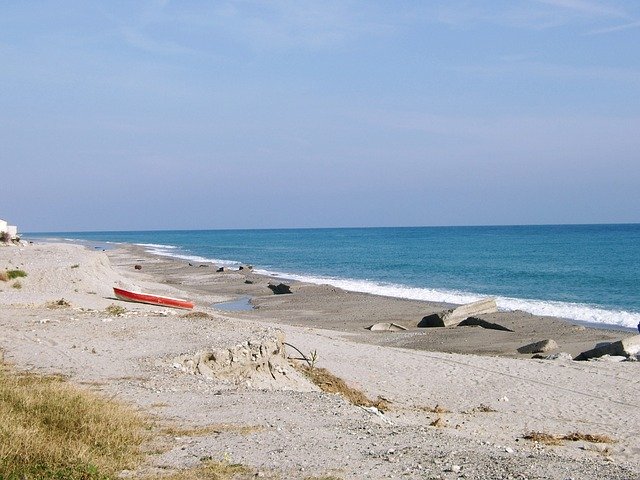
(111, 242, 634, 360)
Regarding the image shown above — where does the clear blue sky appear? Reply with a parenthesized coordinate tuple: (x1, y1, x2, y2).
(2, 1, 639, 232)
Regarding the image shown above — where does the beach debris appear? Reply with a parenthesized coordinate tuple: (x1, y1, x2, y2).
(134, 264, 142, 270)
(268, 283, 292, 295)
(244, 279, 254, 284)
(429, 416, 447, 428)
(216, 267, 227, 272)
(575, 335, 640, 361)
(588, 354, 627, 363)
(517, 339, 558, 354)
(458, 316, 513, 331)
(539, 352, 573, 361)
(367, 322, 407, 332)
(175, 330, 316, 391)
(418, 298, 498, 328)
(239, 264, 253, 271)
(361, 406, 394, 425)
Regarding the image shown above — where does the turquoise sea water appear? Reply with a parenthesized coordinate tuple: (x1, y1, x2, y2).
(29, 224, 640, 329)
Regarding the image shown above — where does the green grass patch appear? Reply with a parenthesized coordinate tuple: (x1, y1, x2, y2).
(6, 269, 27, 279)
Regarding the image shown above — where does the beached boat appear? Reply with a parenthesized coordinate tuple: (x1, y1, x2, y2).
(113, 286, 194, 310)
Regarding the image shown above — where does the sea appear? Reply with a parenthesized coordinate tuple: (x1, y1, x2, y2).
(28, 224, 640, 330)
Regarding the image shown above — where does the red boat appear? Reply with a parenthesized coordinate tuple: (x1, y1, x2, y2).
(113, 287, 194, 310)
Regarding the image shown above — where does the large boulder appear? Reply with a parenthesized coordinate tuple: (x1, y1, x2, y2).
(418, 298, 498, 328)
(575, 335, 640, 361)
(268, 283, 292, 295)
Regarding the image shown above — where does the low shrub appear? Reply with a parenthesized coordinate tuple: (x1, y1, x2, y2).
(6, 269, 27, 279)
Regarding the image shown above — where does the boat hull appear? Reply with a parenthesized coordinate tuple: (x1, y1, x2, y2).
(113, 287, 194, 310)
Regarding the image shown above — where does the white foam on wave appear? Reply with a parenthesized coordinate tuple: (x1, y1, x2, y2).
(141, 244, 240, 267)
(135, 243, 178, 249)
(254, 268, 640, 329)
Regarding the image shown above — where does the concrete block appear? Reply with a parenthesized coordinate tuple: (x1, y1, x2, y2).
(575, 335, 640, 361)
(418, 298, 498, 328)
(517, 339, 558, 354)
(367, 322, 407, 332)
(459, 316, 513, 332)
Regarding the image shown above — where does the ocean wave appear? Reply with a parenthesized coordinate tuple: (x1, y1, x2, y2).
(140, 244, 240, 267)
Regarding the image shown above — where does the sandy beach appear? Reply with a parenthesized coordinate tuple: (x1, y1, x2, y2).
(1, 241, 639, 479)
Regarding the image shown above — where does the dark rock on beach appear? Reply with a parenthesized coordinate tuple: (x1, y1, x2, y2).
(268, 283, 292, 295)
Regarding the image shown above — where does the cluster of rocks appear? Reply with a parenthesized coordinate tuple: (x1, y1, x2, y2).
(214, 264, 253, 273)
(365, 297, 640, 363)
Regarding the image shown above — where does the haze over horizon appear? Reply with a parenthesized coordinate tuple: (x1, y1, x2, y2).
(2, 1, 640, 232)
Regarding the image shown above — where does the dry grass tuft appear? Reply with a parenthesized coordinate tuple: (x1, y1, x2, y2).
(523, 431, 564, 445)
(523, 431, 615, 446)
(181, 311, 213, 319)
(562, 432, 615, 444)
(0, 364, 146, 479)
(47, 298, 71, 309)
(421, 404, 451, 414)
(11, 280, 22, 289)
(297, 365, 390, 411)
(155, 459, 255, 480)
(163, 423, 263, 437)
(105, 304, 127, 316)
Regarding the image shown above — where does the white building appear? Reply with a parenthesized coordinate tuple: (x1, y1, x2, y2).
(0, 219, 18, 240)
